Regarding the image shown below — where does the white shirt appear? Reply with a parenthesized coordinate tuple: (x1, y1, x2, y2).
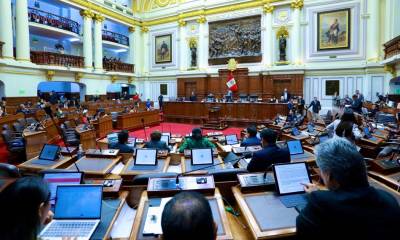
(326, 119, 362, 139)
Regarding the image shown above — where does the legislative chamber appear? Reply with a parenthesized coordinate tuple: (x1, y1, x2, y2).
(0, 0, 400, 239)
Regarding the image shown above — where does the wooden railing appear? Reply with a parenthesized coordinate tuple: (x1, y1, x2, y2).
(28, 7, 80, 34)
(103, 61, 134, 73)
(31, 51, 84, 68)
(384, 35, 400, 59)
(102, 30, 129, 46)
(0, 41, 4, 58)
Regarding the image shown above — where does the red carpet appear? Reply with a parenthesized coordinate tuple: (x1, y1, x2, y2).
(0, 122, 243, 163)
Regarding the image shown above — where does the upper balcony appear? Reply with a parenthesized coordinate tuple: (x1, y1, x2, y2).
(31, 51, 84, 68)
(102, 30, 129, 47)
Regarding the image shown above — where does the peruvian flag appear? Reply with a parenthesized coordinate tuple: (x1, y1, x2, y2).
(226, 71, 238, 91)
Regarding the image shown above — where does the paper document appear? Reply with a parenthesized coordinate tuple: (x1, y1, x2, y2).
(143, 198, 172, 235)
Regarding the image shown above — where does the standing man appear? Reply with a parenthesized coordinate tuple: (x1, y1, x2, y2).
(351, 94, 362, 114)
(355, 90, 364, 102)
(297, 96, 305, 116)
(307, 97, 321, 122)
(158, 94, 164, 111)
(282, 88, 291, 103)
(189, 91, 197, 101)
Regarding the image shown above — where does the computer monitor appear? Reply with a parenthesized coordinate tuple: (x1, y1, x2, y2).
(161, 135, 170, 144)
(43, 172, 83, 205)
(291, 127, 301, 136)
(273, 162, 311, 195)
(54, 185, 103, 219)
(135, 149, 158, 166)
(39, 144, 60, 161)
(287, 140, 304, 155)
(191, 148, 213, 165)
(225, 134, 239, 145)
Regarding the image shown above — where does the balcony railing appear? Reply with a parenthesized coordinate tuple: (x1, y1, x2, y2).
(102, 30, 129, 46)
(384, 35, 400, 59)
(28, 7, 80, 35)
(31, 51, 84, 68)
(103, 59, 134, 73)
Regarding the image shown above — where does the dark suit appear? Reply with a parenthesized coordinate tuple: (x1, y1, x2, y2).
(241, 136, 261, 147)
(144, 140, 169, 151)
(282, 92, 291, 102)
(297, 186, 400, 240)
(308, 100, 321, 113)
(189, 95, 197, 101)
(247, 144, 290, 172)
(111, 142, 134, 153)
(351, 98, 362, 113)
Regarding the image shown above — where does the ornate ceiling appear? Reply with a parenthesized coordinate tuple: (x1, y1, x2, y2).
(135, 0, 186, 12)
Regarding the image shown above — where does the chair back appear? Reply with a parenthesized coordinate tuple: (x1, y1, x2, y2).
(0, 163, 21, 178)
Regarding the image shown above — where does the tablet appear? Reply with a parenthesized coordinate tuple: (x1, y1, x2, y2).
(287, 140, 304, 155)
(191, 148, 213, 165)
(135, 149, 158, 166)
(273, 162, 311, 195)
(225, 134, 239, 145)
(161, 135, 170, 145)
(39, 144, 60, 161)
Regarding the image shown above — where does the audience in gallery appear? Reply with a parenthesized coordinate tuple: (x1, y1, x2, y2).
(179, 128, 216, 153)
(247, 128, 290, 172)
(326, 108, 362, 141)
(144, 131, 170, 151)
(297, 137, 400, 239)
(28, 8, 79, 34)
(0, 177, 53, 240)
(240, 126, 261, 147)
(161, 191, 217, 240)
(110, 130, 134, 153)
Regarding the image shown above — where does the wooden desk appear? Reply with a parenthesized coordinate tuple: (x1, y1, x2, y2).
(23, 129, 47, 160)
(129, 188, 233, 239)
(42, 118, 60, 143)
(181, 156, 226, 174)
(93, 116, 113, 139)
(67, 156, 121, 177)
(290, 151, 316, 163)
(368, 170, 400, 191)
(281, 133, 310, 141)
(75, 126, 96, 150)
(116, 110, 160, 130)
(163, 102, 288, 126)
(18, 155, 74, 173)
(120, 157, 170, 181)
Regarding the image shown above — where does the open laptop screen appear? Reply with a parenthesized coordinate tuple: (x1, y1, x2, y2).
(43, 172, 83, 205)
(226, 134, 239, 145)
(287, 140, 304, 155)
(191, 148, 213, 165)
(161, 135, 170, 144)
(39, 144, 60, 161)
(135, 149, 157, 165)
(273, 162, 311, 195)
(54, 185, 102, 219)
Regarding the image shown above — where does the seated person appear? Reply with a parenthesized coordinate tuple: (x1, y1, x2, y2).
(0, 177, 53, 240)
(241, 126, 261, 147)
(179, 128, 215, 153)
(161, 191, 217, 240)
(247, 128, 290, 172)
(297, 138, 400, 239)
(111, 130, 134, 153)
(143, 131, 169, 151)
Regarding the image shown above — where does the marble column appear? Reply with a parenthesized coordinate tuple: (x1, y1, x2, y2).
(367, 0, 380, 62)
(134, 27, 142, 74)
(291, 0, 303, 65)
(178, 19, 187, 71)
(15, 0, 30, 61)
(93, 14, 105, 70)
(80, 10, 94, 69)
(0, 0, 14, 59)
(197, 15, 207, 70)
(128, 26, 135, 65)
(141, 26, 150, 75)
(263, 3, 275, 66)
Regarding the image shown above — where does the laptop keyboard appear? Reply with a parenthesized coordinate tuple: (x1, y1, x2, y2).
(40, 220, 97, 238)
(279, 194, 308, 208)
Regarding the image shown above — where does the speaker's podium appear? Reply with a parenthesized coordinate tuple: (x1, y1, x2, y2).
(202, 106, 228, 130)
(129, 175, 233, 239)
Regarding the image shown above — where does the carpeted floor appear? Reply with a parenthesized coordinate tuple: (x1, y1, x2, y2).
(0, 122, 243, 163)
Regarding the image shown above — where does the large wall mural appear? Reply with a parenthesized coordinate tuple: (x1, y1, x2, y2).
(208, 15, 262, 65)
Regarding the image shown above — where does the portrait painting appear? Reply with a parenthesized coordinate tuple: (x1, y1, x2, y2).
(317, 9, 350, 51)
(155, 34, 172, 64)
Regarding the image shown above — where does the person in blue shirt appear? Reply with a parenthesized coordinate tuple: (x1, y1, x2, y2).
(144, 131, 169, 151)
(247, 128, 290, 172)
(111, 130, 134, 153)
(241, 126, 261, 147)
(145, 99, 152, 110)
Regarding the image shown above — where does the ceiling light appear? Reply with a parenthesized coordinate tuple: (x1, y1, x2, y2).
(69, 38, 80, 42)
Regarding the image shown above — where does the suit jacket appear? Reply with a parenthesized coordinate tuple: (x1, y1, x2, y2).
(240, 136, 261, 147)
(247, 144, 290, 172)
(144, 140, 169, 151)
(296, 186, 400, 240)
(308, 100, 321, 113)
(111, 143, 134, 153)
(282, 92, 291, 102)
(351, 98, 362, 113)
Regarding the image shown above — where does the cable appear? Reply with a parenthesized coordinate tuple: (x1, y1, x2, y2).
(221, 196, 247, 229)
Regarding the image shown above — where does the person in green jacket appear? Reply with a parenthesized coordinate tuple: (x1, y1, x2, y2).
(179, 128, 215, 153)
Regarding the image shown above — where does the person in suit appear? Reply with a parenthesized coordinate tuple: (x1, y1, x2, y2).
(297, 96, 305, 116)
(189, 91, 197, 101)
(247, 128, 290, 172)
(355, 89, 364, 102)
(241, 126, 261, 147)
(144, 131, 169, 151)
(112, 130, 134, 153)
(158, 94, 164, 110)
(307, 97, 321, 122)
(179, 128, 215, 153)
(161, 191, 217, 240)
(297, 138, 400, 239)
(282, 88, 291, 102)
(0, 177, 53, 240)
(351, 94, 362, 114)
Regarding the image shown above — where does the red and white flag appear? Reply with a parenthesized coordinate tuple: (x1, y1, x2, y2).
(226, 71, 238, 92)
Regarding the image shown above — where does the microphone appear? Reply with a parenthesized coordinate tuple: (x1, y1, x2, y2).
(141, 118, 148, 141)
(175, 153, 244, 187)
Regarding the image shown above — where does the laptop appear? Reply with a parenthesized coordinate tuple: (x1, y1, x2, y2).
(190, 148, 214, 170)
(161, 135, 170, 145)
(127, 137, 136, 148)
(287, 140, 312, 161)
(135, 149, 158, 166)
(31, 144, 60, 165)
(43, 172, 83, 205)
(291, 127, 301, 136)
(273, 162, 311, 208)
(225, 134, 239, 145)
(39, 185, 103, 240)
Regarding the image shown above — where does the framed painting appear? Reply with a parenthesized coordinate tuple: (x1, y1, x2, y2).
(155, 34, 172, 64)
(317, 8, 350, 51)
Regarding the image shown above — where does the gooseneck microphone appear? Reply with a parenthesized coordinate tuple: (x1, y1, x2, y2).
(141, 118, 148, 141)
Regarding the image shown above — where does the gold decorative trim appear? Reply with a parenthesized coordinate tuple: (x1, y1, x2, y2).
(384, 65, 397, 78)
(291, 0, 304, 9)
(141, 26, 149, 33)
(263, 3, 275, 13)
(128, 76, 134, 84)
(16, 58, 31, 62)
(46, 70, 55, 81)
(178, 19, 186, 27)
(75, 72, 83, 82)
(188, 37, 197, 48)
(128, 26, 136, 32)
(80, 9, 94, 19)
(94, 14, 105, 22)
(197, 15, 207, 24)
(276, 26, 289, 38)
(111, 75, 118, 83)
